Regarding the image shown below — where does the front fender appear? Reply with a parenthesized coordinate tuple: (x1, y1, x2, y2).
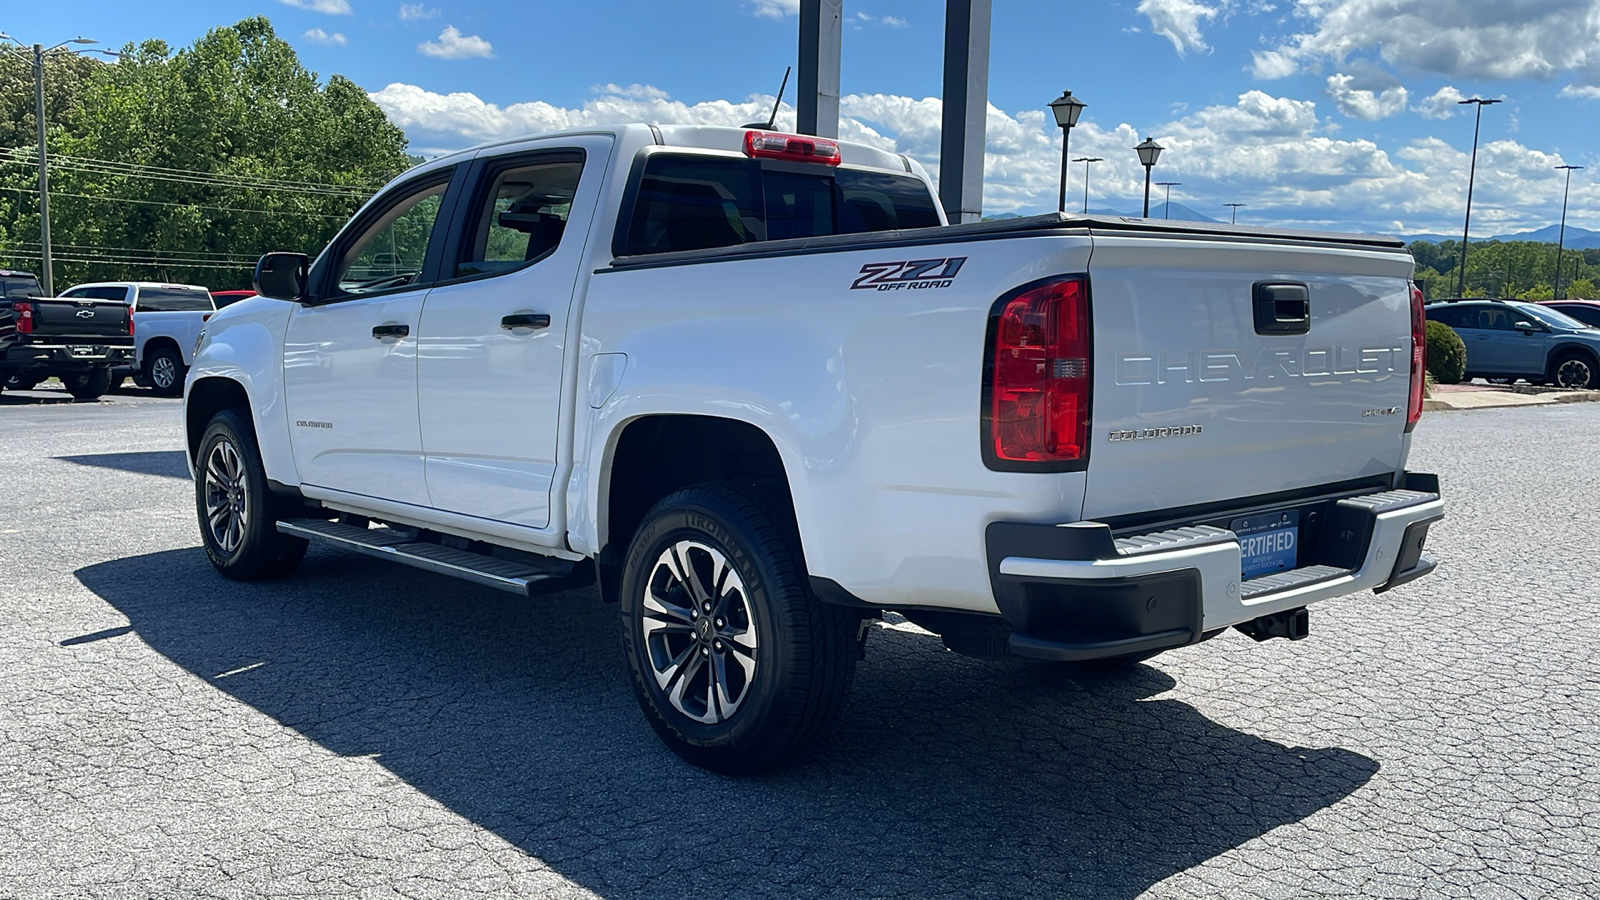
(185, 298, 298, 486)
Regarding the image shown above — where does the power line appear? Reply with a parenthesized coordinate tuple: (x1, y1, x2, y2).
(0, 184, 352, 218)
(0, 147, 386, 196)
(10, 240, 262, 261)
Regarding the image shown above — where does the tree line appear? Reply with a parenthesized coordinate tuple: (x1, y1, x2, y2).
(1410, 239, 1598, 301)
(0, 17, 413, 290)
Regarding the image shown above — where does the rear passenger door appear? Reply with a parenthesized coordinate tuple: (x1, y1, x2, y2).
(416, 136, 612, 529)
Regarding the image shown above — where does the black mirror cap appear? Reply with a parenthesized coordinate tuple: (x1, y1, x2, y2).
(254, 252, 310, 301)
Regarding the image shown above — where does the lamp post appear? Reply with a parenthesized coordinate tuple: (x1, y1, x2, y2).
(1455, 97, 1502, 297)
(1048, 90, 1087, 214)
(0, 33, 105, 297)
(1156, 181, 1181, 219)
(1225, 202, 1246, 224)
(1072, 156, 1103, 214)
(1553, 164, 1584, 299)
(1134, 136, 1163, 217)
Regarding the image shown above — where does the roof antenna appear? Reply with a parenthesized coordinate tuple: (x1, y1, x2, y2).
(742, 66, 791, 130)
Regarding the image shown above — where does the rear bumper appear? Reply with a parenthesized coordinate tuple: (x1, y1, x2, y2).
(985, 473, 1444, 661)
(3, 342, 133, 369)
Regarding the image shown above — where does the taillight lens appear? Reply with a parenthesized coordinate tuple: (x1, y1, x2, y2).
(127, 310, 135, 336)
(13, 301, 33, 335)
(1406, 282, 1425, 432)
(986, 276, 1091, 465)
(743, 130, 842, 165)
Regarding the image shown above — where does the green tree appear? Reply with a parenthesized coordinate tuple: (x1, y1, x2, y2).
(0, 17, 412, 289)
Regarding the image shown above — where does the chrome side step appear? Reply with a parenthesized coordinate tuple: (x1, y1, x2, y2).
(276, 518, 582, 597)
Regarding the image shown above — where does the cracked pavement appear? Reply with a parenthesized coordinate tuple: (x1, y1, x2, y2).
(1, 385, 1597, 898)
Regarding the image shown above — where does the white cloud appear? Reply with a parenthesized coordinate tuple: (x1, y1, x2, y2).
(278, 0, 352, 14)
(1559, 84, 1600, 99)
(1325, 73, 1408, 120)
(399, 3, 440, 21)
(367, 82, 1600, 235)
(1137, 0, 1222, 56)
(750, 0, 800, 19)
(303, 28, 348, 46)
(1415, 85, 1467, 119)
(1252, 0, 1600, 93)
(851, 12, 909, 28)
(882, 15, 908, 27)
(418, 26, 494, 60)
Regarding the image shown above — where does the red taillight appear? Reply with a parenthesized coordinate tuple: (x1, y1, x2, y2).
(987, 276, 1092, 465)
(13, 301, 33, 335)
(743, 130, 841, 166)
(127, 310, 135, 336)
(1406, 282, 1425, 432)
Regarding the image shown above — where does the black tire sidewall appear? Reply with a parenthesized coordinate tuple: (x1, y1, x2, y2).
(618, 491, 795, 757)
(65, 367, 111, 400)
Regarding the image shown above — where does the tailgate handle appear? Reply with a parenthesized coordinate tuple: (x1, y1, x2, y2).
(1253, 283, 1311, 336)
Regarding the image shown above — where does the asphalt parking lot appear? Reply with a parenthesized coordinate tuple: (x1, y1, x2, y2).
(2, 385, 1598, 899)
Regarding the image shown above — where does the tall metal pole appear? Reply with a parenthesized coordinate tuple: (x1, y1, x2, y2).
(1074, 157, 1102, 214)
(1456, 98, 1501, 297)
(1057, 127, 1070, 214)
(796, 0, 842, 137)
(1157, 181, 1180, 219)
(1553, 165, 1583, 300)
(1225, 202, 1246, 224)
(939, 0, 991, 224)
(33, 43, 53, 296)
(1141, 164, 1153, 218)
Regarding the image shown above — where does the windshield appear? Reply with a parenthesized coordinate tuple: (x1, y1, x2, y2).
(1513, 302, 1591, 331)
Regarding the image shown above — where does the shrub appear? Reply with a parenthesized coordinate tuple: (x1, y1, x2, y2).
(1426, 320, 1467, 384)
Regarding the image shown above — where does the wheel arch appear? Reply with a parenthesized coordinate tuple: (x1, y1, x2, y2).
(186, 377, 255, 468)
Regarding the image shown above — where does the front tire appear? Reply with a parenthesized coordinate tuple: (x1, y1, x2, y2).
(145, 345, 187, 396)
(195, 408, 307, 580)
(1550, 351, 1597, 389)
(619, 482, 859, 774)
(63, 367, 112, 400)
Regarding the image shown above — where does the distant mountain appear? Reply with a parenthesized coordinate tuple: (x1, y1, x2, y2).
(1401, 224, 1600, 248)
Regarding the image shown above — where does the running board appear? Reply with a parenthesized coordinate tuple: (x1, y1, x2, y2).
(276, 518, 586, 597)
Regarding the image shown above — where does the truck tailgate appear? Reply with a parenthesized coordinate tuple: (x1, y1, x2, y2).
(29, 298, 132, 340)
(1083, 232, 1415, 521)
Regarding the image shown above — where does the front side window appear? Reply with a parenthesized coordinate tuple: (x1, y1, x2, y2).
(456, 157, 585, 278)
(334, 176, 450, 295)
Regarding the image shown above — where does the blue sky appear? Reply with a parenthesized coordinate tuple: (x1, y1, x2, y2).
(9, 0, 1599, 235)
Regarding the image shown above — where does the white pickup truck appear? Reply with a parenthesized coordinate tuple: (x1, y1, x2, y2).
(184, 124, 1443, 773)
(59, 281, 216, 395)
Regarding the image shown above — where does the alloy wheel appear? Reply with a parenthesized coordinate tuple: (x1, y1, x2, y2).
(151, 356, 178, 389)
(640, 540, 758, 724)
(1556, 358, 1592, 389)
(203, 439, 249, 554)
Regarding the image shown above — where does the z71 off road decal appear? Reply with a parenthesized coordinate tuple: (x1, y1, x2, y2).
(851, 257, 966, 291)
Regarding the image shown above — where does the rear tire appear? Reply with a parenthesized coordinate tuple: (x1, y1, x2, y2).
(1550, 351, 1597, 389)
(145, 345, 187, 396)
(63, 367, 112, 400)
(195, 408, 308, 580)
(619, 482, 858, 774)
(2, 371, 40, 391)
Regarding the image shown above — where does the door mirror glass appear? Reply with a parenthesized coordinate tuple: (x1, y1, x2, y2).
(1513, 320, 1540, 333)
(334, 179, 450, 295)
(255, 252, 309, 301)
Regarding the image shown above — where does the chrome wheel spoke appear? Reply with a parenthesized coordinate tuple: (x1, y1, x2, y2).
(641, 538, 758, 724)
(203, 439, 248, 554)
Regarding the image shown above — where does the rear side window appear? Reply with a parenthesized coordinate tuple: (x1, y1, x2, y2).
(456, 154, 585, 278)
(0, 275, 42, 299)
(620, 154, 940, 256)
(135, 288, 213, 312)
(1426, 305, 1471, 329)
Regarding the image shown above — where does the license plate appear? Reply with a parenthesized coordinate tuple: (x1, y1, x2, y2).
(1233, 510, 1299, 579)
(69, 345, 97, 357)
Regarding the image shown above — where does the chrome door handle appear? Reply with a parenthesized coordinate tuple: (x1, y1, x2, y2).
(501, 313, 551, 330)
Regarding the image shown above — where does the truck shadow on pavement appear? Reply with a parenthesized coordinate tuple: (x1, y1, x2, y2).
(77, 546, 1378, 899)
(56, 450, 190, 479)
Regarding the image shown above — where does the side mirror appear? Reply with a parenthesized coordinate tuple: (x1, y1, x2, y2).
(254, 252, 310, 301)
(1513, 321, 1540, 334)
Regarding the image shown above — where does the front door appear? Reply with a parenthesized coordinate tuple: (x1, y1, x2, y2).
(283, 168, 458, 506)
(417, 137, 611, 528)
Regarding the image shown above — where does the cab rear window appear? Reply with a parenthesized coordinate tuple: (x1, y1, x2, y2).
(136, 287, 213, 312)
(620, 154, 940, 256)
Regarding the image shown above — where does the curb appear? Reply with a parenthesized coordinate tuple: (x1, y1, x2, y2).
(1423, 389, 1600, 412)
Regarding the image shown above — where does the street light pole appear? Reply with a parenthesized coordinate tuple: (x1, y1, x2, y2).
(1156, 181, 1181, 219)
(1048, 90, 1086, 214)
(1225, 202, 1246, 224)
(1456, 97, 1502, 297)
(1553, 164, 1584, 300)
(1, 33, 100, 297)
(1072, 156, 1103, 214)
(1134, 136, 1163, 217)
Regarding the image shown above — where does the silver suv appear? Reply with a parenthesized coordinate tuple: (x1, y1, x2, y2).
(1425, 298, 1600, 389)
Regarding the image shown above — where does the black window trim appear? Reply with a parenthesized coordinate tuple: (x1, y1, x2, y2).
(307, 164, 468, 306)
(432, 147, 589, 290)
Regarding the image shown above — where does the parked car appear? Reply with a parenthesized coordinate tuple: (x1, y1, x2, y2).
(1541, 299, 1600, 329)
(1424, 298, 1600, 388)
(211, 290, 257, 307)
(1, 271, 133, 399)
(187, 124, 1442, 773)
(57, 282, 216, 396)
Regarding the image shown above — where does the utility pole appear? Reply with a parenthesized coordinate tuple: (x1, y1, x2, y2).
(1156, 181, 1181, 219)
(1225, 202, 1246, 225)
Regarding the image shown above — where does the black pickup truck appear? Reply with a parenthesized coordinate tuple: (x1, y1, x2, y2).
(1, 269, 134, 399)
